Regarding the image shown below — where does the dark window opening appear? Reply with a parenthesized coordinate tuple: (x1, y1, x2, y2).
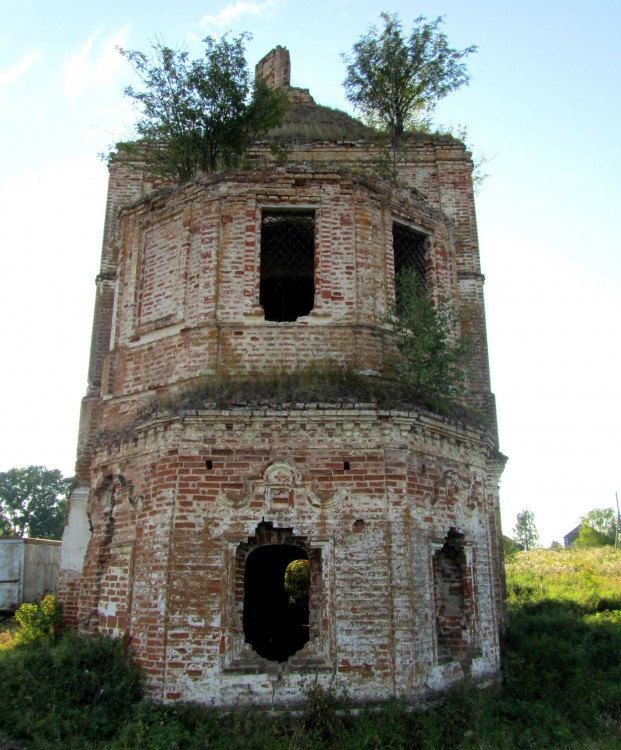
(433, 529, 470, 664)
(393, 222, 427, 315)
(206, 460, 213, 470)
(243, 544, 310, 662)
(343, 461, 351, 471)
(260, 210, 315, 322)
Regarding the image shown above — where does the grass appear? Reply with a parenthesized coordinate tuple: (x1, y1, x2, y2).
(258, 101, 464, 147)
(1, 547, 620, 748)
(0, 630, 142, 747)
(261, 102, 377, 143)
(146, 366, 486, 427)
(93, 366, 491, 448)
(506, 546, 621, 611)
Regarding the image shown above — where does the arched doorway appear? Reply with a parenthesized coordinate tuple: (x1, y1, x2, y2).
(243, 544, 310, 662)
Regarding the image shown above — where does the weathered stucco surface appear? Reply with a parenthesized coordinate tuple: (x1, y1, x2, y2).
(59, 47, 505, 708)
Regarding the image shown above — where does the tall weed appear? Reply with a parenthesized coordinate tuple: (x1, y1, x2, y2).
(506, 547, 621, 611)
(0, 631, 142, 745)
(0, 547, 620, 748)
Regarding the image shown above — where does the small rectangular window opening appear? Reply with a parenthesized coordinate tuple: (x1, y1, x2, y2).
(260, 210, 315, 322)
(206, 460, 213, 470)
(343, 461, 351, 471)
(393, 222, 427, 315)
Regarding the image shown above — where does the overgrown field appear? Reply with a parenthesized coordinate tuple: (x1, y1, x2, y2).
(1, 547, 620, 749)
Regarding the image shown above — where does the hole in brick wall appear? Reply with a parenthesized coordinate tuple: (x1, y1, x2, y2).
(206, 460, 213, 470)
(260, 210, 315, 322)
(433, 528, 470, 664)
(343, 461, 351, 471)
(243, 544, 310, 662)
(393, 221, 428, 313)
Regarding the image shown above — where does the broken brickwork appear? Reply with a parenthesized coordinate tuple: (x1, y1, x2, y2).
(59, 46, 506, 708)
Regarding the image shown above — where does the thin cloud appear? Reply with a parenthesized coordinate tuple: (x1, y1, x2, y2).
(201, 0, 279, 29)
(63, 25, 130, 98)
(91, 97, 138, 145)
(0, 51, 40, 89)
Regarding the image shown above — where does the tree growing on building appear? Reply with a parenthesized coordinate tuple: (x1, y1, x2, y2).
(0, 467, 72, 540)
(342, 13, 477, 144)
(387, 269, 466, 400)
(513, 509, 539, 552)
(117, 34, 289, 181)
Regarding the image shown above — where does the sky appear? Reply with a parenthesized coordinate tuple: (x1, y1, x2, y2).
(1, 0, 619, 546)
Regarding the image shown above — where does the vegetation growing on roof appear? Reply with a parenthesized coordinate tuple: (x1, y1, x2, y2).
(386, 269, 468, 401)
(111, 34, 289, 181)
(343, 13, 477, 142)
(261, 103, 377, 143)
(147, 365, 484, 427)
(342, 13, 480, 181)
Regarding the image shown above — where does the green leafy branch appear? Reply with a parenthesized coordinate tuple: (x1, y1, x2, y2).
(386, 270, 467, 400)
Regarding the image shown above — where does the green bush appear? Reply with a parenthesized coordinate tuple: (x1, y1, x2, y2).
(1, 548, 621, 748)
(284, 558, 310, 603)
(14, 593, 61, 642)
(387, 269, 467, 400)
(0, 631, 142, 745)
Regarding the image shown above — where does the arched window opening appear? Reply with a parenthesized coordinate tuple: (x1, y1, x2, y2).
(433, 529, 469, 663)
(260, 210, 315, 322)
(243, 544, 310, 662)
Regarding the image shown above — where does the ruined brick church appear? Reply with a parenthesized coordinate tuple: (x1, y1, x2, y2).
(59, 47, 506, 708)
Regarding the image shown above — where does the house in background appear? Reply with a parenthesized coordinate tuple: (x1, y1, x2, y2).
(563, 525, 581, 548)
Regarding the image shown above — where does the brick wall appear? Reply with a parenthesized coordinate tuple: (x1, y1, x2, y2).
(75, 133, 497, 472)
(95, 168, 459, 411)
(255, 46, 291, 88)
(59, 54, 506, 707)
(71, 405, 503, 706)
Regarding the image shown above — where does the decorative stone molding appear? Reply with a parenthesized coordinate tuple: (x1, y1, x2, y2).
(424, 470, 483, 517)
(217, 460, 347, 511)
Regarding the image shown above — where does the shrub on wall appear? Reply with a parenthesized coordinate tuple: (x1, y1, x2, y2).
(387, 270, 467, 400)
